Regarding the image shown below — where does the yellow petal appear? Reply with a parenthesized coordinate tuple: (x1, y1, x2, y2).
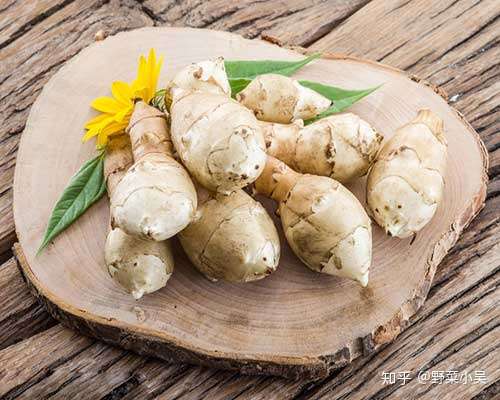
(153, 55, 164, 94)
(148, 49, 156, 99)
(137, 87, 149, 102)
(148, 50, 161, 101)
(148, 48, 156, 66)
(82, 127, 99, 142)
(137, 56, 146, 85)
(111, 81, 134, 106)
(83, 122, 106, 142)
(131, 79, 148, 102)
(102, 119, 128, 136)
(84, 113, 110, 129)
(91, 97, 123, 113)
(94, 119, 128, 148)
(138, 56, 151, 101)
(83, 116, 113, 142)
(113, 106, 133, 123)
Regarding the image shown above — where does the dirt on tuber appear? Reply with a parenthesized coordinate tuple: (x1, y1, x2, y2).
(255, 156, 372, 286)
(236, 73, 331, 123)
(110, 102, 197, 241)
(104, 136, 174, 299)
(261, 113, 383, 183)
(170, 89, 267, 194)
(366, 109, 447, 238)
(179, 188, 280, 283)
(166, 57, 231, 98)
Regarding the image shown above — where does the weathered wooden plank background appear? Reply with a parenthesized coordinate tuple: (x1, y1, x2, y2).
(0, 0, 498, 399)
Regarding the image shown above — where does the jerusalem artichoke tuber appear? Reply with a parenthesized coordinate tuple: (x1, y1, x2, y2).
(236, 74, 331, 123)
(110, 101, 197, 241)
(261, 113, 383, 183)
(179, 188, 280, 283)
(255, 156, 371, 286)
(170, 90, 267, 193)
(167, 57, 230, 97)
(104, 136, 173, 299)
(366, 109, 447, 238)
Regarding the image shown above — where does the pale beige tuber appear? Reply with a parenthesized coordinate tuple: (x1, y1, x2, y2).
(110, 101, 197, 241)
(170, 90, 267, 193)
(366, 109, 447, 238)
(167, 57, 230, 96)
(236, 74, 331, 123)
(104, 136, 174, 299)
(179, 188, 280, 282)
(255, 156, 371, 286)
(261, 113, 383, 183)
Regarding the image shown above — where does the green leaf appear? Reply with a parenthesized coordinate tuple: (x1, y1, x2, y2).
(150, 88, 167, 112)
(299, 81, 381, 124)
(228, 78, 253, 97)
(225, 52, 321, 79)
(38, 152, 107, 254)
(225, 53, 321, 96)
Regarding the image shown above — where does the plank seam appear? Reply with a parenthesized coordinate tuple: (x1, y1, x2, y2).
(0, 0, 78, 51)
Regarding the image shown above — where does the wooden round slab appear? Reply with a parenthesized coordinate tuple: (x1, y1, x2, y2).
(13, 27, 488, 379)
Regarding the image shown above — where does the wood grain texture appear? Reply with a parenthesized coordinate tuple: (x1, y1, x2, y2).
(13, 27, 487, 380)
(0, 325, 93, 398)
(141, 0, 370, 46)
(1, 0, 499, 398)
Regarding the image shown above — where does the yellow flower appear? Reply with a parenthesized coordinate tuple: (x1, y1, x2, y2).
(83, 49, 164, 148)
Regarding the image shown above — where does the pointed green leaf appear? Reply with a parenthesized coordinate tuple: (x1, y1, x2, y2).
(299, 81, 381, 124)
(150, 88, 167, 112)
(225, 52, 321, 80)
(38, 152, 107, 254)
(228, 78, 253, 97)
(226, 53, 321, 96)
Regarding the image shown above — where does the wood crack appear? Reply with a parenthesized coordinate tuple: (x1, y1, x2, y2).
(429, 0, 461, 19)
(41, 1, 109, 35)
(471, 379, 500, 399)
(153, 367, 216, 400)
(0, 302, 55, 350)
(424, 265, 499, 322)
(300, 2, 372, 48)
(439, 13, 500, 61)
(102, 375, 141, 400)
(0, 0, 77, 51)
(0, 57, 72, 103)
(177, 371, 238, 400)
(386, 0, 413, 15)
(0, 0, 16, 16)
(404, 50, 436, 71)
(376, 40, 410, 62)
(442, 275, 498, 319)
(3, 340, 95, 400)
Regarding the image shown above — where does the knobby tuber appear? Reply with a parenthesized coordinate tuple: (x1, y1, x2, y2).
(236, 74, 331, 123)
(255, 156, 371, 286)
(110, 101, 197, 241)
(104, 136, 174, 299)
(179, 188, 280, 282)
(367, 109, 447, 238)
(167, 57, 230, 97)
(261, 113, 383, 183)
(170, 90, 267, 193)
